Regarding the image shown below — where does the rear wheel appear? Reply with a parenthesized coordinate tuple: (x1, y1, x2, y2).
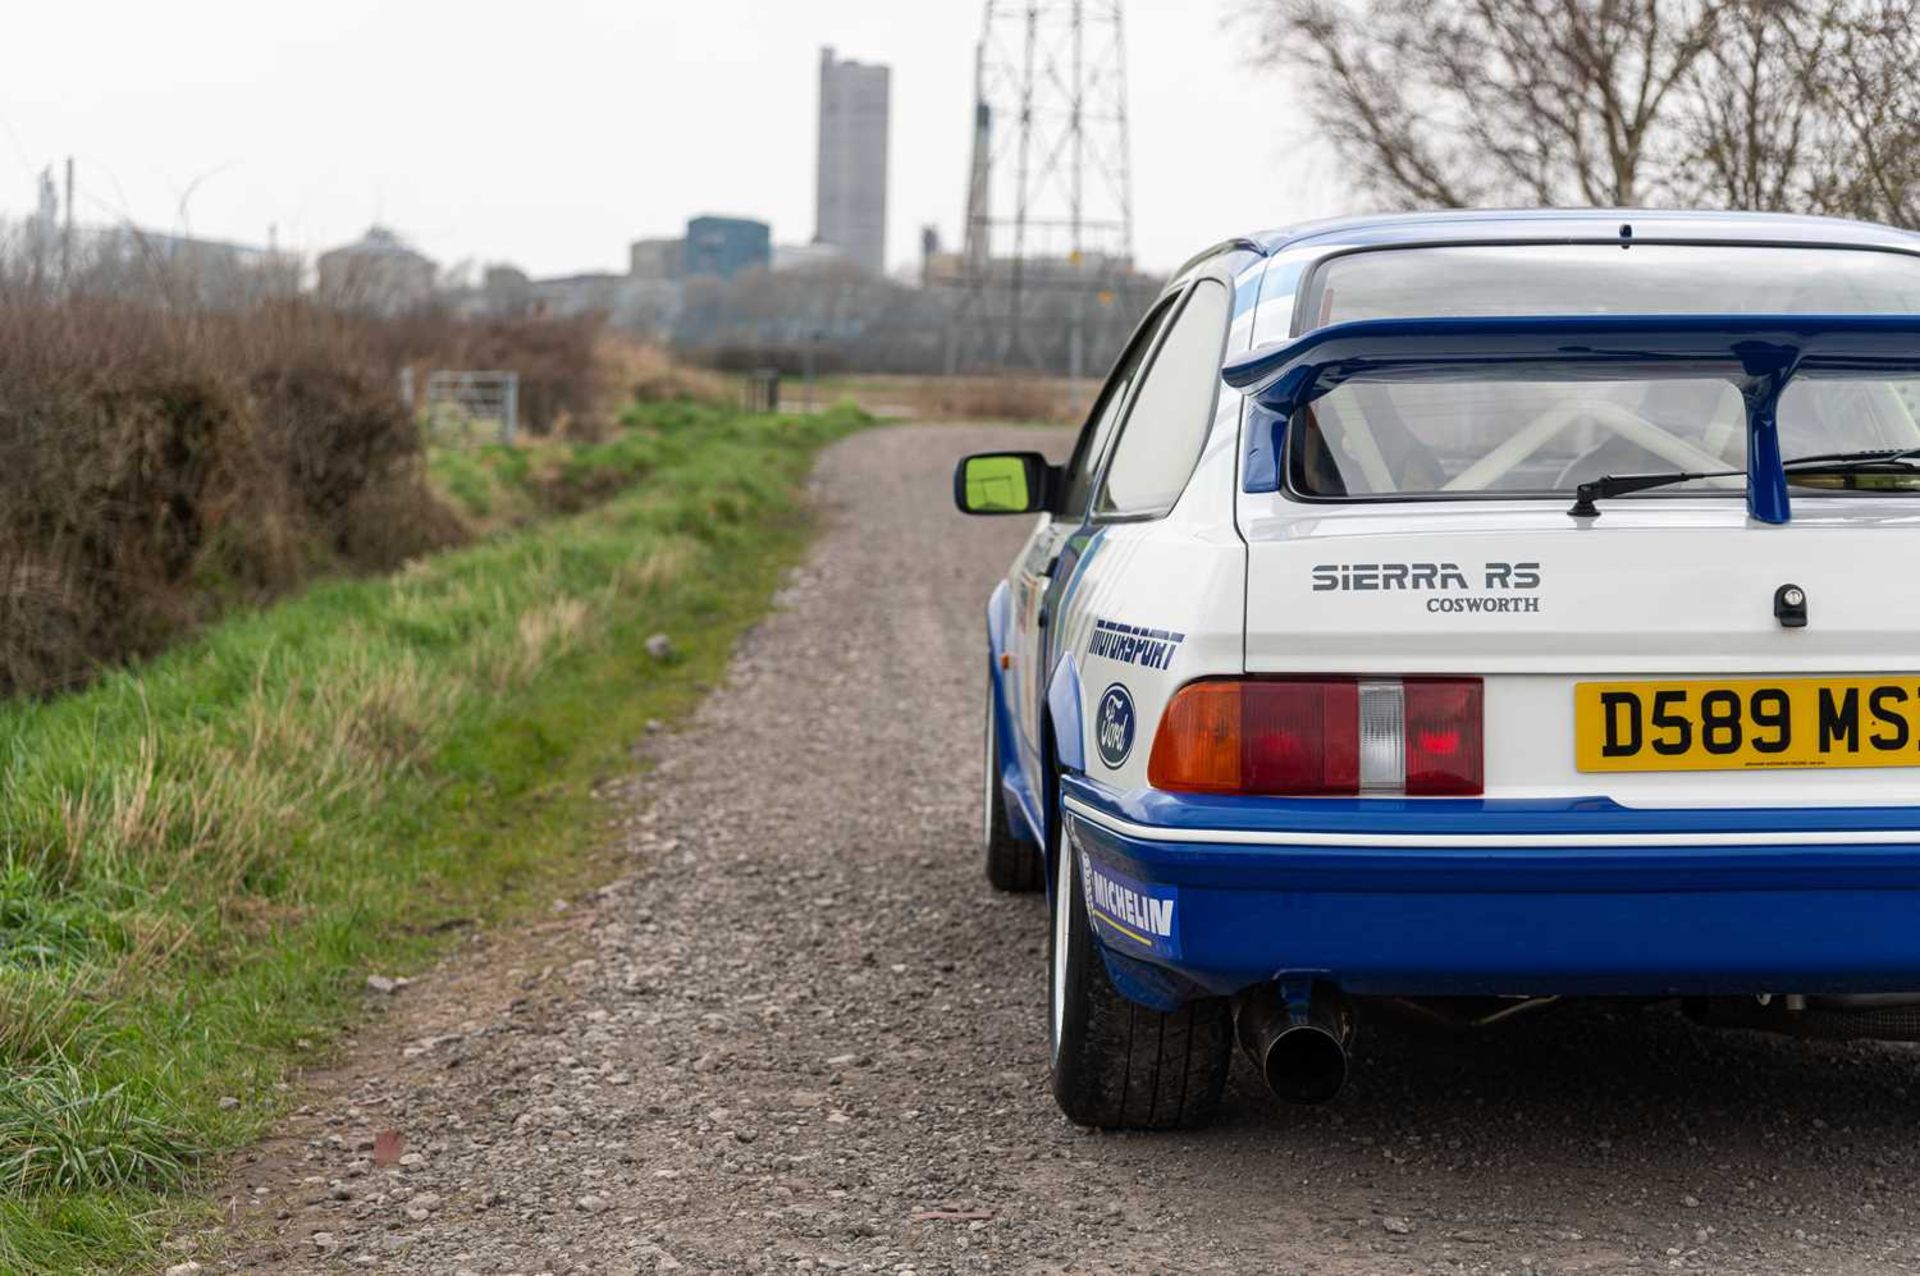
(983, 675, 1044, 892)
(1048, 812, 1233, 1129)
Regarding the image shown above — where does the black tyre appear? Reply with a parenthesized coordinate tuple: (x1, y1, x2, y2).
(1048, 825, 1233, 1129)
(983, 677, 1044, 892)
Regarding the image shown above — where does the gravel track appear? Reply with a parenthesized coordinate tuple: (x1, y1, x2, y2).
(215, 424, 1920, 1276)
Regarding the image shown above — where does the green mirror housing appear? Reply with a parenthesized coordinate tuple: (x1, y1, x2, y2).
(953, 451, 1055, 515)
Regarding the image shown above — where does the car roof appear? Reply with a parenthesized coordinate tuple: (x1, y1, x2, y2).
(1244, 208, 1920, 256)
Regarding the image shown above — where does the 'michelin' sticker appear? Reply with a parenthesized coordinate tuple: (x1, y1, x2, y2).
(1080, 849, 1178, 958)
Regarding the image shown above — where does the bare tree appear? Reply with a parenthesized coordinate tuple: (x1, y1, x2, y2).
(1802, 0, 1920, 225)
(1249, 0, 1721, 207)
(1673, 0, 1827, 211)
(1246, 0, 1919, 225)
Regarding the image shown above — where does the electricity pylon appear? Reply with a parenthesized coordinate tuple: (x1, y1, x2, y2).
(944, 0, 1135, 374)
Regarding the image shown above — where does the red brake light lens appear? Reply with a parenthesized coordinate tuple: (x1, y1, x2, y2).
(1403, 677, 1483, 795)
(1148, 677, 1481, 797)
(1241, 679, 1359, 795)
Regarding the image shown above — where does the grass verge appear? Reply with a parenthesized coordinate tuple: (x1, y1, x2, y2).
(427, 400, 741, 536)
(0, 401, 867, 1271)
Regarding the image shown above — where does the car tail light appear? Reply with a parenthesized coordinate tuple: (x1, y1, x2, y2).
(1148, 677, 1481, 796)
(1403, 678, 1483, 795)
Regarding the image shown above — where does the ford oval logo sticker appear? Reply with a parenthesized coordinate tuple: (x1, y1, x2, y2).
(1096, 683, 1135, 769)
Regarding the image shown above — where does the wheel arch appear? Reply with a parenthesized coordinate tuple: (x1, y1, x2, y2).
(1039, 652, 1088, 910)
(985, 579, 1012, 664)
(986, 582, 1048, 850)
(983, 581, 1020, 794)
(1045, 652, 1086, 776)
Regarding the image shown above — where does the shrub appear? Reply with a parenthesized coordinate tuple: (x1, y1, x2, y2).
(598, 336, 730, 407)
(0, 298, 448, 697)
(379, 312, 608, 436)
(0, 293, 723, 696)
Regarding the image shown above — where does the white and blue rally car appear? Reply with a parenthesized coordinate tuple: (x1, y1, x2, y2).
(955, 210, 1920, 1129)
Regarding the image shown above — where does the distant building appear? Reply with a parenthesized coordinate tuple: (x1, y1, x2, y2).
(17, 168, 61, 277)
(528, 272, 683, 338)
(2, 171, 298, 305)
(1, 223, 300, 307)
(316, 226, 436, 315)
(95, 228, 301, 303)
(919, 225, 942, 285)
(922, 248, 1135, 290)
(442, 263, 680, 339)
(526, 272, 627, 317)
(815, 47, 890, 276)
(629, 236, 684, 280)
(684, 215, 770, 280)
(479, 264, 533, 317)
(772, 241, 847, 274)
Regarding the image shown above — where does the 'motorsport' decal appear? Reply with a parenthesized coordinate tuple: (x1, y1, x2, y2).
(1080, 850, 1179, 958)
(1089, 618, 1184, 671)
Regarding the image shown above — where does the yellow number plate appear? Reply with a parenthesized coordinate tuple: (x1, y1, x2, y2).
(1574, 677, 1920, 773)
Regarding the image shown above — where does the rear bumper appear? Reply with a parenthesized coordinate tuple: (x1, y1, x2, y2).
(1061, 777, 1920, 1000)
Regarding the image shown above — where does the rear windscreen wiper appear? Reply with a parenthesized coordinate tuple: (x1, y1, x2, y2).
(1782, 446, 1920, 470)
(1778, 447, 1920, 491)
(1567, 469, 1744, 519)
(1570, 449, 1920, 516)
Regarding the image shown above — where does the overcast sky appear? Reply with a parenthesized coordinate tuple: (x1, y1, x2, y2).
(0, 0, 1346, 278)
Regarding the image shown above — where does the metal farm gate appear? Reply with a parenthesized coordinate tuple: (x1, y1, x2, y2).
(422, 370, 520, 444)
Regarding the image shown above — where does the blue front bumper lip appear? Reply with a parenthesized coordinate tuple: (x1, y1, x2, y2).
(1061, 777, 1920, 1000)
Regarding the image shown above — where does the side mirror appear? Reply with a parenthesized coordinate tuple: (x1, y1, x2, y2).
(953, 451, 1056, 515)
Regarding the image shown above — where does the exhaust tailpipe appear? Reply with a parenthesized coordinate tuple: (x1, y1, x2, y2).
(1236, 981, 1353, 1105)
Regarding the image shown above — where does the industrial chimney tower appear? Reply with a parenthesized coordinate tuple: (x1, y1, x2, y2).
(945, 0, 1136, 373)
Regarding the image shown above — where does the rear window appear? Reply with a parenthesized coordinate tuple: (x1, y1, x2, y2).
(1290, 245, 1920, 499)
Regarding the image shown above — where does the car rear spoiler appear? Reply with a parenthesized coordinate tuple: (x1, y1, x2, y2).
(1222, 314, 1920, 524)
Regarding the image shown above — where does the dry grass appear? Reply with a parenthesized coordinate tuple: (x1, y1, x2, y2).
(599, 337, 730, 411)
(815, 372, 1088, 424)
(0, 301, 715, 698)
(382, 312, 611, 438)
(0, 297, 460, 698)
